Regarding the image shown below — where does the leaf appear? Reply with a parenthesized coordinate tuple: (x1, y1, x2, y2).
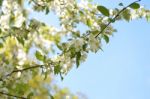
(79, 11, 84, 16)
(27, 92, 34, 99)
(119, 3, 124, 6)
(17, 0, 23, 6)
(103, 35, 109, 43)
(54, 65, 61, 74)
(109, 18, 115, 23)
(60, 73, 64, 81)
(44, 71, 48, 80)
(49, 94, 54, 99)
(17, 37, 24, 46)
(100, 24, 107, 30)
(35, 51, 44, 61)
(45, 7, 49, 14)
(82, 44, 87, 51)
(97, 5, 110, 16)
(0, 43, 3, 48)
(122, 9, 131, 21)
(56, 44, 63, 50)
(70, 48, 76, 58)
(91, 30, 99, 35)
(146, 14, 150, 22)
(0, 0, 3, 7)
(130, 3, 140, 9)
(76, 52, 81, 68)
(87, 19, 92, 27)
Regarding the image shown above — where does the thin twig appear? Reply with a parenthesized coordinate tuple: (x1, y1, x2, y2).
(0, 92, 27, 99)
(0, 64, 44, 81)
(95, 0, 141, 38)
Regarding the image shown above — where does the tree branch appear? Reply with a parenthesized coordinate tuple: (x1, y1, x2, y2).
(0, 91, 27, 99)
(0, 64, 44, 81)
(95, 0, 141, 38)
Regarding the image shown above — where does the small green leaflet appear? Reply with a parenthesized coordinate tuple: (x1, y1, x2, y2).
(54, 64, 61, 74)
(0, 0, 3, 7)
(44, 71, 48, 80)
(79, 11, 84, 16)
(146, 14, 150, 22)
(35, 51, 44, 61)
(45, 7, 49, 14)
(76, 52, 81, 68)
(122, 9, 131, 22)
(49, 94, 54, 99)
(119, 3, 124, 6)
(109, 18, 115, 23)
(60, 73, 64, 81)
(0, 43, 3, 48)
(27, 92, 34, 99)
(103, 35, 109, 43)
(17, 37, 24, 46)
(129, 3, 140, 9)
(97, 5, 110, 16)
(87, 19, 92, 27)
(82, 44, 88, 51)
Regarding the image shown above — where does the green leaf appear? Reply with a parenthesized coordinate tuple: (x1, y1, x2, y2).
(103, 35, 109, 43)
(0, 0, 3, 7)
(44, 71, 48, 80)
(76, 52, 81, 68)
(130, 3, 140, 9)
(60, 73, 64, 81)
(17, 37, 24, 46)
(109, 18, 115, 23)
(91, 30, 99, 35)
(56, 44, 63, 50)
(119, 3, 124, 6)
(35, 51, 44, 61)
(146, 14, 150, 22)
(79, 11, 84, 16)
(87, 19, 92, 27)
(49, 94, 54, 99)
(122, 9, 131, 21)
(70, 48, 76, 58)
(82, 44, 87, 51)
(45, 7, 49, 14)
(0, 43, 3, 48)
(54, 65, 61, 74)
(100, 24, 107, 30)
(97, 5, 110, 16)
(17, 0, 23, 6)
(27, 92, 34, 99)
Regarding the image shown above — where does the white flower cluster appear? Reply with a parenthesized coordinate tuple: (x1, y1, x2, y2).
(0, 0, 149, 86)
(17, 49, 27, 65)
(0, 0, 25, 31)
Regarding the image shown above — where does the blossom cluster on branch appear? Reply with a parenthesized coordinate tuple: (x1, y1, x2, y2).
(0, 0, 150, 98)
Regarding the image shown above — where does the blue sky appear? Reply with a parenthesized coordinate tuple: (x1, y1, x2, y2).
(29, 0, 150, 99)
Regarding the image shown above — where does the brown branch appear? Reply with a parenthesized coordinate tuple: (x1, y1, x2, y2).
(95, 0, 141, 38)
(0, 91, 27, 99)
(0, 64, 44, 81)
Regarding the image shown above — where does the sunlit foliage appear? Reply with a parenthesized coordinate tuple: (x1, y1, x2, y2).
(0, 0, 150, 98)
